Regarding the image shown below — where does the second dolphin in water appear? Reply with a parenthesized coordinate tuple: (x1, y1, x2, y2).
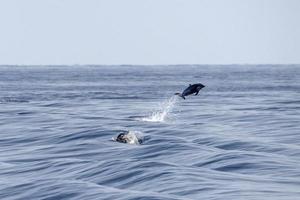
(113, 131, 144, 144)
(175, 83, 205, 99)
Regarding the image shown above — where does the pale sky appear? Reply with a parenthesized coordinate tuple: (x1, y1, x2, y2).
(0, 0, 299, 65)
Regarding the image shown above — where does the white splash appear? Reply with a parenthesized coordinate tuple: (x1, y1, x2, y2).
(141, 96, 178, 123)
(126, 130, 144, 145)
(112, 130, 144, 145)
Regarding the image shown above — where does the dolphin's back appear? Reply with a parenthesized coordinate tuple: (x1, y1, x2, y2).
(182, 85, 196, 96)
(181, 83, 205, 97)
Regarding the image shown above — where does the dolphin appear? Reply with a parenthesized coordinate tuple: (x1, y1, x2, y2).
(114, 131, 143, 144)
(175, 83, 205, 99)
(115, 132, 128, 143)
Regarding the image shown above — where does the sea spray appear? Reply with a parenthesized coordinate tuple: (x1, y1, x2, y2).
(141, 96, 178, 122)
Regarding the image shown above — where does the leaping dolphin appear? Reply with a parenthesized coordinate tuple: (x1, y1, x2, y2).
(175, 83, 205, 99)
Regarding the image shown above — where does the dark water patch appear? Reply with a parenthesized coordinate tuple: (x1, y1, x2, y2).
(17, 111, 35, 115)
(261, 106, 300, 111)
(213, 162, 265, 173)
(0, 135, 42, 147)
(131, 161, 177, 169)
(80, 116, 110, 120)
(277, 100, 300, 105)
(194, 153, 255, 168)
(127, 115, 147, 120)
(57, 129, 109, 144)
(0, 97, 30, 103)
(215, 140, 284, 153)
(41, 102, 67, 107)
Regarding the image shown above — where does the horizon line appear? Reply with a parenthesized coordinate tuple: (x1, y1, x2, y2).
(0, 63, 300, 67)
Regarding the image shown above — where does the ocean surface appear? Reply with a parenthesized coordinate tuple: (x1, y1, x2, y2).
(0, 65, 299, 200)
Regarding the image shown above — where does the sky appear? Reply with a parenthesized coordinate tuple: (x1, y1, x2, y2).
(0, 0, 299, 65)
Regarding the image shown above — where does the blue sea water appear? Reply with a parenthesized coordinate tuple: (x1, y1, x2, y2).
(0, 65, 299, 200)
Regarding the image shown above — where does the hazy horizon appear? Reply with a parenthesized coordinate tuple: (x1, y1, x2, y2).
(1, 0, 300, 65)
(1, 64, 300, 67)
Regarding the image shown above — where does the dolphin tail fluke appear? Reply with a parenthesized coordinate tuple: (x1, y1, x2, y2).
(174, 93, 185, 100)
